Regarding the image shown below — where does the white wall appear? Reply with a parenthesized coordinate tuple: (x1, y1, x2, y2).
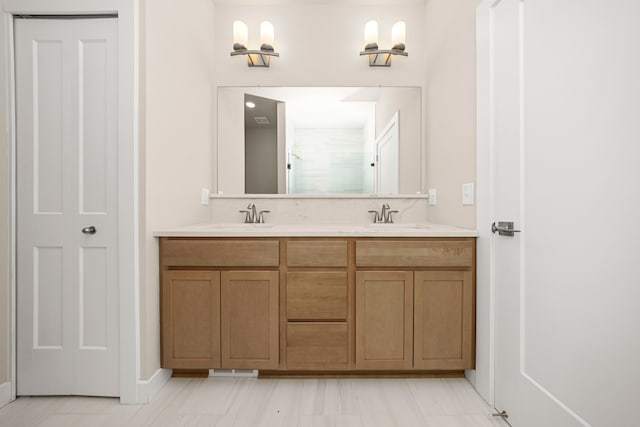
(141, 0, 215, 380)
(424, 0, 480, 229)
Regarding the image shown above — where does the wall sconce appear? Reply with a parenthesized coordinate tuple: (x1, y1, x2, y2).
(360, 21, 407, 67)
(230, 20, 279, 67)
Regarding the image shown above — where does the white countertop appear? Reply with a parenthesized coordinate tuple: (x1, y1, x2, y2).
(153, 222, 478, 238)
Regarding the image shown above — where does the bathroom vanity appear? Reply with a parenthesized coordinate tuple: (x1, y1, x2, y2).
(156, 224, 476, 376)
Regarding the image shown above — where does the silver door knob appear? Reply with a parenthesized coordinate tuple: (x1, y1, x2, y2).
(81, 226, 97, 235)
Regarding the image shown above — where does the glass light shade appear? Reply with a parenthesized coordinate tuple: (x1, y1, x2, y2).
(364, 20, 378, 46)
(233, 20, 248, 48)
(260, 21, 275, 47)
(391, 21, 406, 46)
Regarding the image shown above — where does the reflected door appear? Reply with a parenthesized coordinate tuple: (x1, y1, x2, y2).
(376, 113, 398, 194)
(16, 17, 119, 396)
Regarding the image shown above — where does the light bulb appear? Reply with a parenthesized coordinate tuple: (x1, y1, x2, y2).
(233, 20, 248, 50)
(260, 21, 275, 51)
(364, 20, 379, 49)
(391, 21, 406, 47)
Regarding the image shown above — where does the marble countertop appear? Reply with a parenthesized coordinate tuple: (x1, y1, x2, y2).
(153, 222, 478, 238)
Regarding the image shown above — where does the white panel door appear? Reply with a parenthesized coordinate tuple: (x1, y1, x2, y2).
(16, 17, 119, 397)
(480, 0, 640, 425)
(375, 112, 399, 194)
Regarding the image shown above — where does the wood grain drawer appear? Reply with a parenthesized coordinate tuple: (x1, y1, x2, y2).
(161, 238, 279, 267)
(355, 240, 474, 268)
(286, 323, 348, 369)
(287, 240, 348, 267)
(287, 272, 348, 320)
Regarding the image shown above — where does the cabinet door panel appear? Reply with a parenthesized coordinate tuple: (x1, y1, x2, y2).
(221, 271, 279, 369)
(355, 271, 413, 369)
(414, 271, 474, 369)
(161, 271, 220, 369)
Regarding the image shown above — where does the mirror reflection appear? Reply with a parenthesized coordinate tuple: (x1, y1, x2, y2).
(216, 87, 422, 195)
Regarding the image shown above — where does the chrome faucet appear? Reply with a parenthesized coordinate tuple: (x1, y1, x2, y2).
(239, 202, 270, 223)
(368, 203, 399, 223)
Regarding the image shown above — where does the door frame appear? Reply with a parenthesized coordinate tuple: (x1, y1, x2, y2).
(0, 0, 140, 403)
(474, 0, 496, 407)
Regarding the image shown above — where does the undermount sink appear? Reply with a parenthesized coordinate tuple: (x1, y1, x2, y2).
(367, 223, 424, 229)
(194, 223, 275, 230)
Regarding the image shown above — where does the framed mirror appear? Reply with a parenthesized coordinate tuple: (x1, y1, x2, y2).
(216, 86, 422, 195)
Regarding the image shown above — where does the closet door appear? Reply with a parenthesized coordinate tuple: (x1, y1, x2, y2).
(16, 17, 119, 396)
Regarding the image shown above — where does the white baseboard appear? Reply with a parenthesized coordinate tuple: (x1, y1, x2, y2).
(0, 382, 11, 409)
(135, 368, 171, 404)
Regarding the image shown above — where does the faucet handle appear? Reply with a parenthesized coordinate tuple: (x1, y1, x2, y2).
(239, 209, 251, 223)
(368, 210, 381, 223)
(386, 210, 399, 223)
(258, 210, 270, 224)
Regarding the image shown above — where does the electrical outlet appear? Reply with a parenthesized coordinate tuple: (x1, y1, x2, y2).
(462, 183, 474, 205)
(428, 188, 437, 206)
(200, 188, 210, 206)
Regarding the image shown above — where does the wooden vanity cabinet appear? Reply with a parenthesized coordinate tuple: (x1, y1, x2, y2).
(355, 239, 475, 371)
(160, 238, 280, 371)
(284, 239, 351, 370)
(160, 236, 475, 374)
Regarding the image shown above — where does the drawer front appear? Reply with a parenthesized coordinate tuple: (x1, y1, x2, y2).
(286, 323, 348, 370)
(287, 272, 348, 320)
(161, 239, 279, 267)
(287, 240, 348, 267)
(355, 240, 474, 268)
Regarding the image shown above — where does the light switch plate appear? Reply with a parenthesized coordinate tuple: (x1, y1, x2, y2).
(428, 188, 437, 206)
(200, 188, 210, 206)
(462, 183, 474, 205)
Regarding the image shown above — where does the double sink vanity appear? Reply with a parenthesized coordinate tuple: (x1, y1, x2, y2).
(155, 217, 477, 376)
(154, 87, 477, 376)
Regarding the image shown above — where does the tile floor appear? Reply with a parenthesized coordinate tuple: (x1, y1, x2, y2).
(0, 377, 509, 427)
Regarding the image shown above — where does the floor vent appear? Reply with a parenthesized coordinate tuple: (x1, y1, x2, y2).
(209, 369, 259, 378)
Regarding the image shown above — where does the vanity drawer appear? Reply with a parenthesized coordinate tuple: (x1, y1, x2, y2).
(287, 240, 348, 267)
(286, 272, 348, 320)
(286, 322, 348, 370)
(161, 238, 279, 267)
(355, 239, 474, 268)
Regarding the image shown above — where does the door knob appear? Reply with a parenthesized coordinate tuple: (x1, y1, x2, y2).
(491, 221, 521, 236)
(81, 226, 97, 235)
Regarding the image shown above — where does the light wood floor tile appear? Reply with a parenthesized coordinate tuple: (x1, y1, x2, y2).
(0, 377, 507, 427)
(424, 414, 508, 427)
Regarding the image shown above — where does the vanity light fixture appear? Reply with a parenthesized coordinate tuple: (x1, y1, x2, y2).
(230, 20, 279, 67)
(360, 20, 407, 67)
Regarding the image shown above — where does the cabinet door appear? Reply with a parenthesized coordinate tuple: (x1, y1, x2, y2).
(221, 271, 279, 369)
(355, 271, 413, 369)
(161, 270, 220, 369)
(414, 271, 474, 370)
